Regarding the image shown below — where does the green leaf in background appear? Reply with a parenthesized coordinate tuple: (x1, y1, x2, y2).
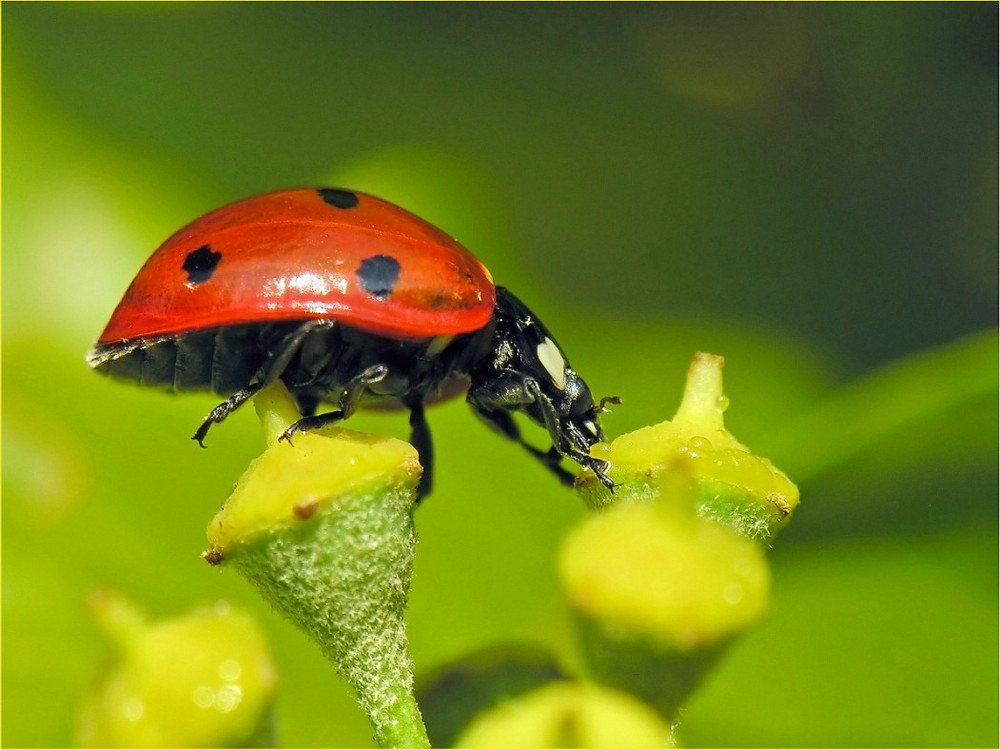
(681, 527, 998, 747)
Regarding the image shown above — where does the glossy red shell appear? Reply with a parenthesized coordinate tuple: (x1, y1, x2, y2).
(97, 189, 496, 344)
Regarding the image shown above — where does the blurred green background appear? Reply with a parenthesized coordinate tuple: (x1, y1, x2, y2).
(3, 3, 997, 747)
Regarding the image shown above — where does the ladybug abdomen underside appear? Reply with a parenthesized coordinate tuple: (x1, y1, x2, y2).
(88, 321, 482, 413)
(89, 326, 268, 395)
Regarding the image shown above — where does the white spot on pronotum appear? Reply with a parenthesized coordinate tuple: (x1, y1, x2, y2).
(536, 337, 566, 390)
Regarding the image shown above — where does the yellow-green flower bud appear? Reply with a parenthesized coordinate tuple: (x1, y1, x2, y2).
(75, 591, 277, 748)
(581, 352, 799, 544)
(559, 483, 770, 718)
(455, 681, 674, 749)
(204, 381, 428, 749)
(416, 645, 563, 747)
(206, 382, 422, 555)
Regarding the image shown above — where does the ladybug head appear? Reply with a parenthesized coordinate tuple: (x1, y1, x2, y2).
(467, 287, 615, 489)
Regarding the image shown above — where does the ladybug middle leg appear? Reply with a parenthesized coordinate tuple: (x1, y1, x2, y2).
(277, 364, 389, 443)
(403, 397, 434, 501)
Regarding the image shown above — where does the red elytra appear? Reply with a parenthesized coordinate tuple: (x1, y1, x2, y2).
(97, 188, 496, 344)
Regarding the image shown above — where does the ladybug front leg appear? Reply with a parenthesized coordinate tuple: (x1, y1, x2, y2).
(522, 379, 615, 491)
(469, 375, 614, 490)
(467, 391, 578, 487)
(278, 364, 389, 442)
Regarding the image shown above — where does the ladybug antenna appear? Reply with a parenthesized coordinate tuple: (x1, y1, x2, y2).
(598, 395, 622, 413)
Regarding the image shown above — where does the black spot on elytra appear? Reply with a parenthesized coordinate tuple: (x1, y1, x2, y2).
(357, 255, 401, 300)
(318, 188, 359, 209)
(182, 245, 222, 284)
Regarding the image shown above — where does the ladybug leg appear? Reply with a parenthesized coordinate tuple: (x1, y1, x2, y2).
(294, 394, 321, 417)
(278, 364, 389, 442)
(259, 320, 334, 383)
(403, 398, 434, 501)
(193, 321, 331, 446)
(526, 443, 578, 486)
(468, 401, 577, 487)
(523, 379, 615, 491)
(469, 373, 615, 489)
(193, 383, 264, 447)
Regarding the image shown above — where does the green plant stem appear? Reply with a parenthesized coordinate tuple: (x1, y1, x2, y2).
(224, 483, 430, 749)
(206, 383, 429, 748)
(233, 518, 430, 747)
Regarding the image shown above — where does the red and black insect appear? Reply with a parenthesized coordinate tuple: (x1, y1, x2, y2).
(88, 188, 616, 498)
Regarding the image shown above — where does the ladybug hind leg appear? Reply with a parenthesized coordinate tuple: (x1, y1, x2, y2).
(193, 320, 332, 446)
(193, 383, 264, 447)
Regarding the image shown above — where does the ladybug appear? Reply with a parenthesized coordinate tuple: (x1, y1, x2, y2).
(88, 188, 617, 499)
